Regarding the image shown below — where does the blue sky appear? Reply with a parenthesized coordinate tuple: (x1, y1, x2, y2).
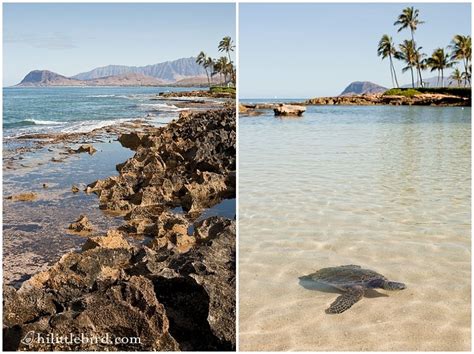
(240, 3, 471, 98)
(3, 3, 235, 86)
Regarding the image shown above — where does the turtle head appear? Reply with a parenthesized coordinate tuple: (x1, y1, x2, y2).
(366, 278, 385, 288)
(383, 281, 406, 291)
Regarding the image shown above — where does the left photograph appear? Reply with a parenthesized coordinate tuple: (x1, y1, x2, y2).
(3, 3, 236, 351)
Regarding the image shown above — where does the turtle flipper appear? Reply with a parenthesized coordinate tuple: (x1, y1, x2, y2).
(326, 286, 364, 314)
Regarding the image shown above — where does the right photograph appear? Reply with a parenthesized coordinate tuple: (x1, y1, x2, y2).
(239, 2, 471, 352)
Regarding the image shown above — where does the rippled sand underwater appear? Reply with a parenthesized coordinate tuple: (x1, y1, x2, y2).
(239, 105, 471, 351)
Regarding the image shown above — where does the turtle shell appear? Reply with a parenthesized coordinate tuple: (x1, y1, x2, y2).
(302, 265, 387, 290)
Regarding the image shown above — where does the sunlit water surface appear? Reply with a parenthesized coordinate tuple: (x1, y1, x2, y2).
(239, 105, 471, 351)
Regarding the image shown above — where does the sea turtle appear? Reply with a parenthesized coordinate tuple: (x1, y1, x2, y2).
(299, 265, 406, 314)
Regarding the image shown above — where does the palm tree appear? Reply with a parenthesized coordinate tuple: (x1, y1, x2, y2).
(395, 40, 418, 88)
(377, 35, 400, 88)
(204, 57, 214, 86)
(218, 36, 235, 83)
(196, 51, 211, 87)
(394, 7, 425, 86)
(212, 59, 223, 84)
(217, 56, 230, 83)
(449, 35, 471, 85)
(462, 64, 472, 86)
(426, 48, 453, 87)
(450, 67, 463, 87)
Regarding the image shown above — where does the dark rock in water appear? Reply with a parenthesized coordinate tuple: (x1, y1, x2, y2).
(273, 104, 306, 116)
(71, 185, 80, 193)
(68, 215, 94, 233)
(6, 192, 37, 202)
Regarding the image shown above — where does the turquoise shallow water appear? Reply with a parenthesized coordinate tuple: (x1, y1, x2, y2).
(239, 105, 471, 350)
(3, 86, 197, 137)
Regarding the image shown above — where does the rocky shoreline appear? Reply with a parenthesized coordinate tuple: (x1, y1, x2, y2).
(239, 93, 470, 116)
(159, 89, 235, 99)
(3, 107, 236, 351)
(306, 93, 470, 106)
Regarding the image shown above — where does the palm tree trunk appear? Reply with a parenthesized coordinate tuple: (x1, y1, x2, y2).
(464, 58, 471, 85)
(389, 62, 394, 87)
(418, 66, 424, 87)
(410, 67, 415, 88)
(227, 52, 234, 84)
(390, 55, 399, 88)
(205, 69, 210, 87)
(411, 30, 423, 87)
(441, 68, 444, 87)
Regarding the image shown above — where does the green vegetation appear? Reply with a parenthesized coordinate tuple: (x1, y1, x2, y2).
(218, 36, 236, 83)
(395, 40, 419, 88)
(426, 48, 453, 87)
(416, 87, 471, 98)
(378, 7, 471, 88)
(384, 88, 422, 97)
(450, 68, 463, 87)
(449, 35, 472, 86)
(195, 36, 235, 89)
(384, 87, 471, 98)
(210, 86, 236, 95)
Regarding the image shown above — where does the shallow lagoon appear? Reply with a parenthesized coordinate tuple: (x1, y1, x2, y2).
(239, 105, 471, 350)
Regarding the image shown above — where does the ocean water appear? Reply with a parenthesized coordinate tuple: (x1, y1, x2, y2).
(3, 86, 199, 138)
(239, 104, 471, 350)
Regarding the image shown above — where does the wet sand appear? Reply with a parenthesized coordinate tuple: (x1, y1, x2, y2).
(239, 105, 471, 351)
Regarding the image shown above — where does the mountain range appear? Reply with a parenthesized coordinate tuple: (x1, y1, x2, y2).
(72, 57, 205, 81)
(401, 76, 461, 88)
(15, 57, 210, 87)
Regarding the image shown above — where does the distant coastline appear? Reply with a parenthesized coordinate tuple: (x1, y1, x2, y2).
(10, 57, 223, 88)
(240, 91, 470, 116)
